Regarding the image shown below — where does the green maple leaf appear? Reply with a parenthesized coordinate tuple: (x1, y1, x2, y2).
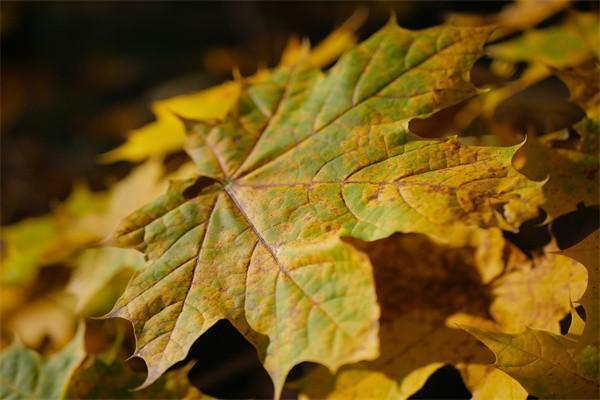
(108, 20, 543, 396)
(0, 325, 85, 400)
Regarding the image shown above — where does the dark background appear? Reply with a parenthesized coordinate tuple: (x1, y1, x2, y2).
(1, 1, 514, 226)
(1, 2, 594, 398)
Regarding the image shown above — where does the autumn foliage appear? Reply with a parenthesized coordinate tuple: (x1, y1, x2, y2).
(1, 2, 598, 399)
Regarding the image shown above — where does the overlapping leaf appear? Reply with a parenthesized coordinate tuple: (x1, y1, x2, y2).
(108, 20, 547, 395)
(298, 234, 580, 399)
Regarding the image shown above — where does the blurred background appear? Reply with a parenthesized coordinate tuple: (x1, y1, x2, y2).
(1, 1, 596, 398)
(1, 1, 522, 226)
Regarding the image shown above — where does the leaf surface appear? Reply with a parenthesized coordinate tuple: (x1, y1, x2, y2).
(519, 134, 598, 218)
(491, 245, 587, 334)
(298, 234, 495, 399)
(560, 231, 600, 351)
(110, 21, 545, 395)
(458, 364, 527, 400)
(464, 327, 600, 399)
(0, 325, 85, 400)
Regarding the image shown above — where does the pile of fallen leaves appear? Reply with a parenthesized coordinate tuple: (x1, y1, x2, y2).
(1, 2, 598, 399)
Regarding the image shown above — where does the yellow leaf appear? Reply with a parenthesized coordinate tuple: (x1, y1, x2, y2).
(464, 326, 600, 399)
(447, 0, 568, 36)
(555, 61, 599, 154)
(458, 364, 527, 400)
(281, 9, 367, 68)
(298, 234, 496, 399)
(100, 81, 241, 164)
(559, 231, 600, 351)
(491, 245, 587, 334)
(4, 291, 77, 351)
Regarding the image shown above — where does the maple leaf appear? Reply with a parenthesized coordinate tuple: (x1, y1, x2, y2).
(464, 326, 600, 399)
(0, 324, 85, 400)
(559, 231, 600, 352)
(107, 21, 547, 395)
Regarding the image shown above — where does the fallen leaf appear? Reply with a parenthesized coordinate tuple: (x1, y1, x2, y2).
(280, 9, 367, 68)
(4, 291, 77, 352)
(447, 0, 568, 36)
(1, 184, 106, 286)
